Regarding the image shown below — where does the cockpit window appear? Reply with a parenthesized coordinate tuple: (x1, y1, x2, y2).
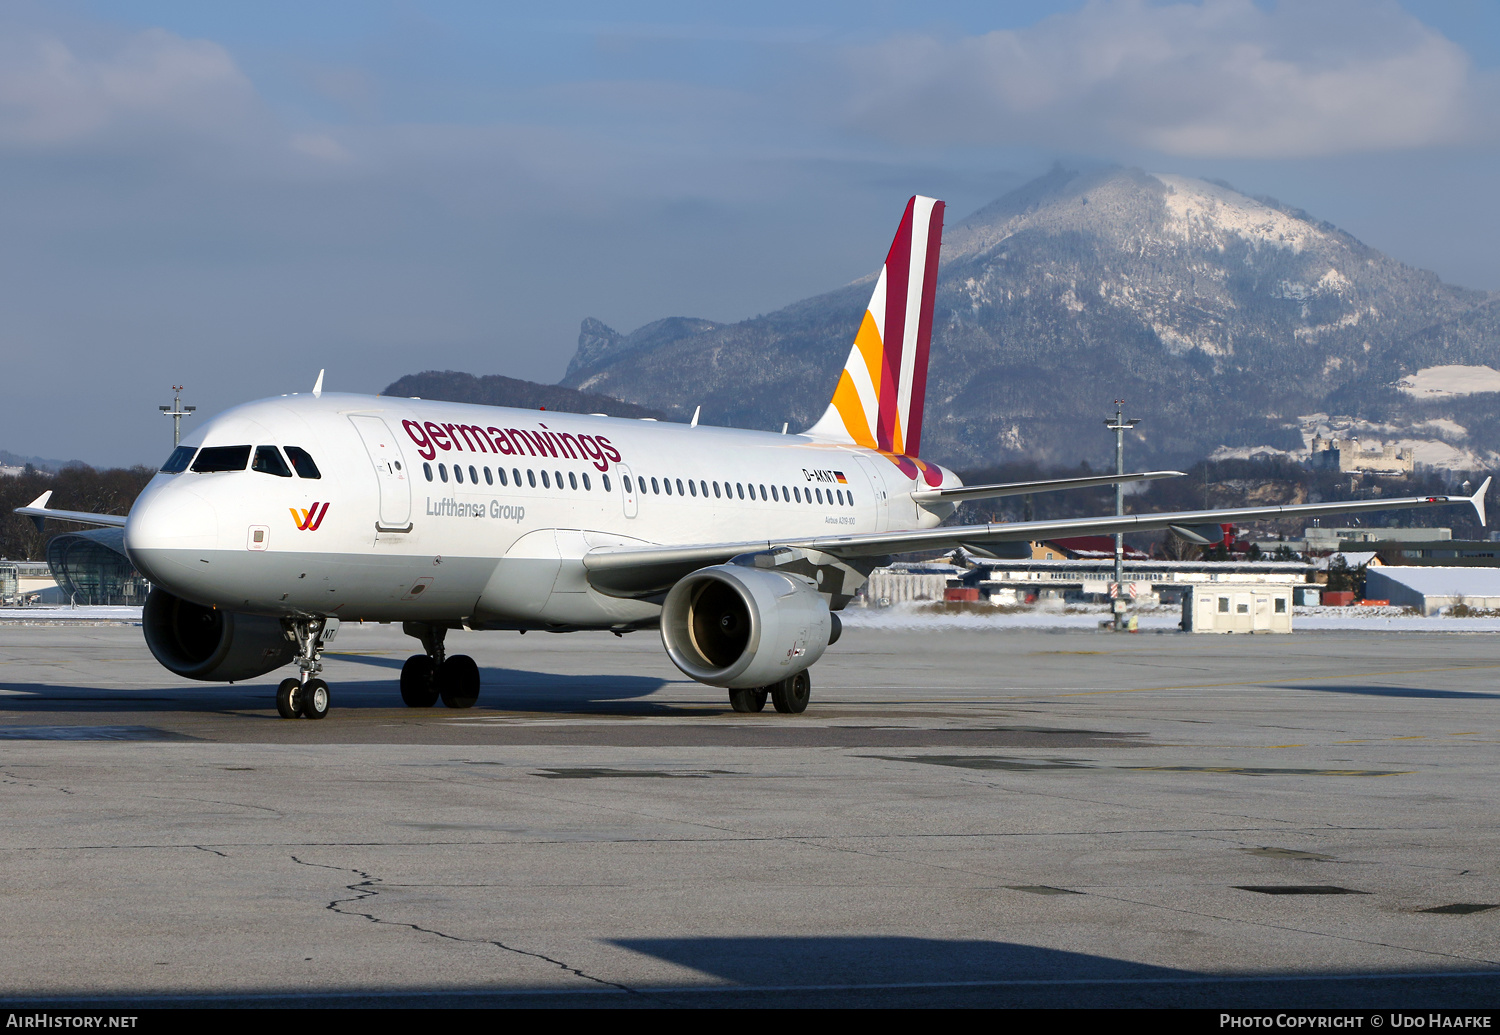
(284, 446, 321, 479)
(252, 445, 293, 478)
(191, 445, 252, 473)
(160, 446, 194, 473)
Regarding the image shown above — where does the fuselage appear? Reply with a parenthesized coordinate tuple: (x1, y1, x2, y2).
(125, 393, 960, 629)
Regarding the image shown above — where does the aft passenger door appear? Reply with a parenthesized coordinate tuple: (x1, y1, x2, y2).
(349, 415, 412, 531)
(853, 454, 889, 532)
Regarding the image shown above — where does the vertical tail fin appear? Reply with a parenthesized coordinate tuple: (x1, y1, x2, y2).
(805, 195, 944, 456)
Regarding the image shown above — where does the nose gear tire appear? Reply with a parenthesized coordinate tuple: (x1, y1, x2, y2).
(300, 678, 330, 719)
(276, 678, 302, 719)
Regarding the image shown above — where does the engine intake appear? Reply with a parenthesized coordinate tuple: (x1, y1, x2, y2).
(143, 588, 295, 682)
(660, 564, 833, 688)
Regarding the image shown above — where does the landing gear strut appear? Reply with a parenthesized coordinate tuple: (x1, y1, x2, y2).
(401, 622, 480, 709)
(276, 616, 335, 719)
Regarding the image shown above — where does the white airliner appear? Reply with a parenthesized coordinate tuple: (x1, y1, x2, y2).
(18, 197, 1489, 719)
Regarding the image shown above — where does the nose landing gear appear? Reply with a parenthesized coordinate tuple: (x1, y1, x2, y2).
(275, 617, 336, 719)
(401, 622, 480, 709)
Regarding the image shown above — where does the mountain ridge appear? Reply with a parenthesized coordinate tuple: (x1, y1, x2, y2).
(560, 165, 1500, 472)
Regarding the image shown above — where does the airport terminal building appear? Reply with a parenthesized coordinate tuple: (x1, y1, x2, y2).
(43, 527, 149, 606)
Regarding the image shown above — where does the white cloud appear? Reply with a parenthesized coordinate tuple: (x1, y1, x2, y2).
(838, 0, 1495, 158)
(0, 26, 257, 147)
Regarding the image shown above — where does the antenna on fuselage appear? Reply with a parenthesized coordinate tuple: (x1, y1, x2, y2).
(312, 369, 325, 398)
(690, 405, 700, 428)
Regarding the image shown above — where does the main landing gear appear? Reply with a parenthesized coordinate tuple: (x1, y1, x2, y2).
(400, 622, 480, 709)
(276, 616, 334, 720)
(728, 670, 811, 714)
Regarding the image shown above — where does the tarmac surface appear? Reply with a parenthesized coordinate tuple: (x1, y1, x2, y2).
(1, 620, 1498, 1008)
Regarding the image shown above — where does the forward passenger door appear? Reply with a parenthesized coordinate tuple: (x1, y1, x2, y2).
(349, 415, 412, 531)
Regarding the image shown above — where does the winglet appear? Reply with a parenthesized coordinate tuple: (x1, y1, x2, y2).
(312, 369, 325, 398)
(1471, 476, 1490, 527)
(22, 491, 53, 533)
(690, 405, 700, 428)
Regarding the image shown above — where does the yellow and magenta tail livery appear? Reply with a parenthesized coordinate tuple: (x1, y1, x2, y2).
(807, 195, 944, 484)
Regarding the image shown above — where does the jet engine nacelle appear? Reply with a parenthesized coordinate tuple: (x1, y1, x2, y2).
(660, 564, 835, 689)
(143, 588, 295, 682)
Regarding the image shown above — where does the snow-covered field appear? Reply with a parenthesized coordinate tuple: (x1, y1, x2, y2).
(1397, 364, 1500, 398)
(0, 606, 143, 623)
(841, 603, 1500, 633)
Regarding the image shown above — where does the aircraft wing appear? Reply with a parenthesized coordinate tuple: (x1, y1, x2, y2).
(583, 479, 1489, 598)
(13, 491, 128, 530)
(911, 470, 1183, 504)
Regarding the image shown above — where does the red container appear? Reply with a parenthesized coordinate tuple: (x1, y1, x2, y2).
(944, 587, 981, 602)
(1322, 591, 1356, 606)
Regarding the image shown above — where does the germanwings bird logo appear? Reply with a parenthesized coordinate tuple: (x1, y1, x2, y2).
(290, 502, 330, 531)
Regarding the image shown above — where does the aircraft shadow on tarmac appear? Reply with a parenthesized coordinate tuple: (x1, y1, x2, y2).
(0, 656, 686, 719)
(611, 935, 1190, 987)
(600, 936, 1499, 1007)
(1280, 683, 1500, 700)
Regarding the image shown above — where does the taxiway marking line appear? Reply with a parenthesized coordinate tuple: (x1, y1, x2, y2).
(1056, 662, 1500, 697)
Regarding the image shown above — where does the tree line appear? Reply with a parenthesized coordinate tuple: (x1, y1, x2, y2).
(0, 466, 154, 562)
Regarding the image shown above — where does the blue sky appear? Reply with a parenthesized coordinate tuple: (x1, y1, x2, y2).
(5, 0, 1500, 466)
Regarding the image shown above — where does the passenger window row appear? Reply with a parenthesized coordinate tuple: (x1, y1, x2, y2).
(162, 444, 321, 479)
(423, 462, 610, 494)
(421, 462, 854, 507)
(622, 475, 854, 508)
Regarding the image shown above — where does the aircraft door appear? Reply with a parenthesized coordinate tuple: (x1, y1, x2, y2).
(349, 415, 412, 531)
(616, 463, 638, 518)
(853, 454, 889, 532)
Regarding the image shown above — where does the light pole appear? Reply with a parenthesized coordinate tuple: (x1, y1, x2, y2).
(159, 386, 196, 446)
(1104, 401, 1141, 631)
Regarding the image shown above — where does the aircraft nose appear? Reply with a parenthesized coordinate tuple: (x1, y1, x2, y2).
(125, 480, 220, 590)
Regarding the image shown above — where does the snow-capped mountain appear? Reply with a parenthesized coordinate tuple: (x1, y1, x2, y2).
(562, 165, 1500, 472)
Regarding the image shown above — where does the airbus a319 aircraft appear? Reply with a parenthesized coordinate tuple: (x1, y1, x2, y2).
(19, 197, 1489, 719)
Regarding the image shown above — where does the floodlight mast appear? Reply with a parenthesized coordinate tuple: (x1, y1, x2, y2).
(1104, 401, 1142, 631)
(159, 386, 196, 446)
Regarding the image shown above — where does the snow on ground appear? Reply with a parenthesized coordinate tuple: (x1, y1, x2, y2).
(1397, 364, 1500, 398)
(0, 606, 142, 623)
(1208, 444, 1295, 461)
(841, 603, 1500, 633)
(1391, 437, 1489, 469)
(1152, 174, 1315, 252)
(1417, 418, 1467, 438)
